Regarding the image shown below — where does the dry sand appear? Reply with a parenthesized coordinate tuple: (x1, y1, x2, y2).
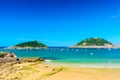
(43, 68, 120, 80)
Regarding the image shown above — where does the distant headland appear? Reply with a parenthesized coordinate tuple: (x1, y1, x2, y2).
(70, 37, 120, 48)
(6, 41, 47, 49)
(3, 38, 120, 49)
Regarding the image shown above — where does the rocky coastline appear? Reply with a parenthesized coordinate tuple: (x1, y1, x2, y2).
(70, 45, 120, 48)
(0, 52, 44, 63)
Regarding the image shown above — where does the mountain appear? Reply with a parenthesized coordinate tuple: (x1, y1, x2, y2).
(77, 38, 112, 46)
(71, 37, 115, 48)
(15, 41, 47, 48)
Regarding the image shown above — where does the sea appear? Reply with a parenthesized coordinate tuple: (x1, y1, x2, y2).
(1, 47, 120, 68)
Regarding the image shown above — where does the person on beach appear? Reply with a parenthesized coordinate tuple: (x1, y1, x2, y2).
(10, 52, 20, 63)
(16, 58, 20, 64)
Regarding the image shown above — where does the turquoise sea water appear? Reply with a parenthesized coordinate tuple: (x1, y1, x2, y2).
(1, 47, 120, 68)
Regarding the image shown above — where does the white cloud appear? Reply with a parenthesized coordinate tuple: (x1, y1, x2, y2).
(110, 13, 120, 23)
(111, 16, 117, 18)
(111, 12, 120, 19)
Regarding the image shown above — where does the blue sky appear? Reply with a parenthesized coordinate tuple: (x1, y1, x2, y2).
(0, 0, 120, 46)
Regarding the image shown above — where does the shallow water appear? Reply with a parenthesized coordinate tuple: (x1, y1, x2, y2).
(1, 47, 120, 67)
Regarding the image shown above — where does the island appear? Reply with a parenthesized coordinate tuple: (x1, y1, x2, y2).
(70, 37, 120, 48)
(6, 41, 47, 49)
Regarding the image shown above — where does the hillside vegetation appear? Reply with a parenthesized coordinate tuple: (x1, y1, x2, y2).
(15, 41, 47, 47)
(76, 38, 112, 46)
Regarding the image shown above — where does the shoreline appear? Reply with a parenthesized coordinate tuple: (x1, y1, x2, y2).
(2, 46, 120, 50)
(69, 46, 120, 48)
(43, 60, 120, 68)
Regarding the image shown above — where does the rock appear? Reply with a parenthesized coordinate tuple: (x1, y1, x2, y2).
(0, 52, 45, 64)
(0, 52, 17, 63)
(20, 58, 44, 63)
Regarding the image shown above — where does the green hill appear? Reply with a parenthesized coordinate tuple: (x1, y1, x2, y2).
(15, 41, 47, 48)
(76, 37, 112, 46)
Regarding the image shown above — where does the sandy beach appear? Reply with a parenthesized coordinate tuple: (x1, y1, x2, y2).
(43, 68, 120, 80)
(0, 60, 120, 80)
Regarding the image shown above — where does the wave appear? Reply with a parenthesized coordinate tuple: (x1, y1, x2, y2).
(45, 59, 52, 62)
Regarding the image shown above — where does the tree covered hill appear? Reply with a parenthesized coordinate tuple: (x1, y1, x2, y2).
(76, 38, 112, 46)
(15, 41, 47, 47)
